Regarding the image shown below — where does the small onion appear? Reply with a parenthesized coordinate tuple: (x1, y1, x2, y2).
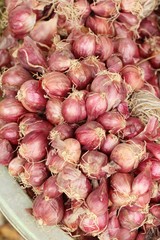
(0, 122, 20, 145)
(0, 138, 14, 166)
(8, 156, 26, 177)
(43, 176, 61, 200)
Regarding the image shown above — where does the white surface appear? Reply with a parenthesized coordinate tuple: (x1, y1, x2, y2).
(0, 165, 73, 240)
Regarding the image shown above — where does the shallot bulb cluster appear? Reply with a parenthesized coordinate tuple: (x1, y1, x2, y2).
(0, 0, 160, 239)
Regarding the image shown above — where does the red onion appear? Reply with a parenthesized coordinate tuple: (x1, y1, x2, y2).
(0, 122, 19, 145)
(72, 31, 96, 58)
(0, 138, 14, 166)
(85, 92, 108, 121)
(62, 90, 87, 124)
(56, 138, 81, 165)
(86, 178, 108, 216)
(46, 149, 68, 174)
(75, 121, 106, 150)
(45, 97, 64, 125)
(0, 65, 31, 94)
(117, 38, 140, 64)
(17, 79, 47, 113)
(18, 131, 48, 162)
(100, 133, 119, 154)
(95, 35, 113, 61)
(118, 12, 139, 27)
(147, 204, 160, 227)
(121, 117, 144, 139)
(8, 156, 26, 177)
(0, 49, 11, 68)
(114, 21, 134, 39)
(139, 61, 156, 83)
(21, 162, 49, 187)
(106, 55, 123, 73)
(118, 205, 147, 231)
(79, 207, 108, 236)
(32, 194, 64, 226)
(43, 176, 61, 200)
(56, 165, 91, 200)
(30, 15, 58, 46)
(147, 142, 160, 160)
(0, 98, 27, 122)
(41, 71, 71, 98)
(8, 4, 36, 38)
(90, 72, 127, 111)
(66, 60, 93, 89)
(97, 111, 126, 134)
(17, 36, 47, 73)
(138, 158, 160, 181)
(82, 56, 106, 78)
(86, 15, 115, 36)
(90, 0, 118, 18)
(80, 150, 108, 179)
(62, 206, 82, 232)
(19, 113, 52, 137)
(122, 65, 144, 91)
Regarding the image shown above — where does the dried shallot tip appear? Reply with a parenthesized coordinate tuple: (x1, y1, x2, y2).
(86, 178, 108, 216)
(62, 89, 87, 124)
(121, 65, 144, 91)
(46, 149, 68, 174)
(8, 156, 26, 177)
(66, 60, 93, 90)
(0, 98, 27, 123)
(0, 65, 31, 93)
(0, 49, 11, 68)
(105, 140, 146, 174)
(129, 90, 160, 124)
(90, 71, 127, 111)
(86, 15, 115, 36)
(17, 79, 47, 113)
(8, 3, 36, 39)
(117, 38, 140, 64)
(79, 207, 108, 236)
(97, 111, 126, 134)
(90, 0, 119, 18)
(82, 56, 106, 78)
(0, 138, 14, 166)
(17, 36, 47, 73)
(95, 35, 114, 61)
(30, 14, 58, 46)
(0, 122, 19, 145)
(106, 55, 123, 73)
(41, 71, 71, 98)
(32, 194, 64, 226)
(43, 175, 61, 200)
(100, 133, 119, 154)
(56, 165, 92, 201)
(120, 0, 159, 19)
(20, 162, 49, 188)
(80, 150, 108, 179)
(121, 117, 144, 139)
(18, 131, 48, 162)
(75, 121, 106, 151)
(85, 92, 108, 121)
(45, 97, 64, 125)
(118, 205, 147, 231)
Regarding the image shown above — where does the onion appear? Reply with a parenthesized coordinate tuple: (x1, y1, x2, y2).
(147, 142, 160, 160)
(90, 0, 118, 18)
(114, 21, 134, 39)
(8, 156, 26, 177)
(95, 35, 113, 61)
(43, 176, 61, 200)
(106, 55, 123, 73)
(46, 149, 68, 174)
(56, 165, 91, 200)
(0, 122, 19, 145)
(138, 158, 160, 181)
(0, 49, 11, 68)
(18, 131, 48, 162)
(97, 111, 126, 134)
(0, 138, 14, 166)
(82, 56, 106, 78)
(21, 162, 49, 187)
(0, 98, 27, 122)
(17, 79, 47, 113)
(62, 90, 87, 124)
(0, 65, 31, 94)
(85, 92, 108, 121)
(80, 150, 108, 179)
(62, 206, 82, 232)
(118, 12, 139, 27)
(17, 36, 47, 73)
(86, 178, 108, 216)
(45, 97, 64, 125)
(32, 194, 64, 226)
(121, 117, 144, 139)
(8, 3, 36, 38)
(100, 133, 119, 154)
(41, 71, 71, 98)
(75, 121, 106, 150)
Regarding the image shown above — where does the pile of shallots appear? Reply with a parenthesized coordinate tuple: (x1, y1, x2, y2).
(0, 0, 160, 239)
